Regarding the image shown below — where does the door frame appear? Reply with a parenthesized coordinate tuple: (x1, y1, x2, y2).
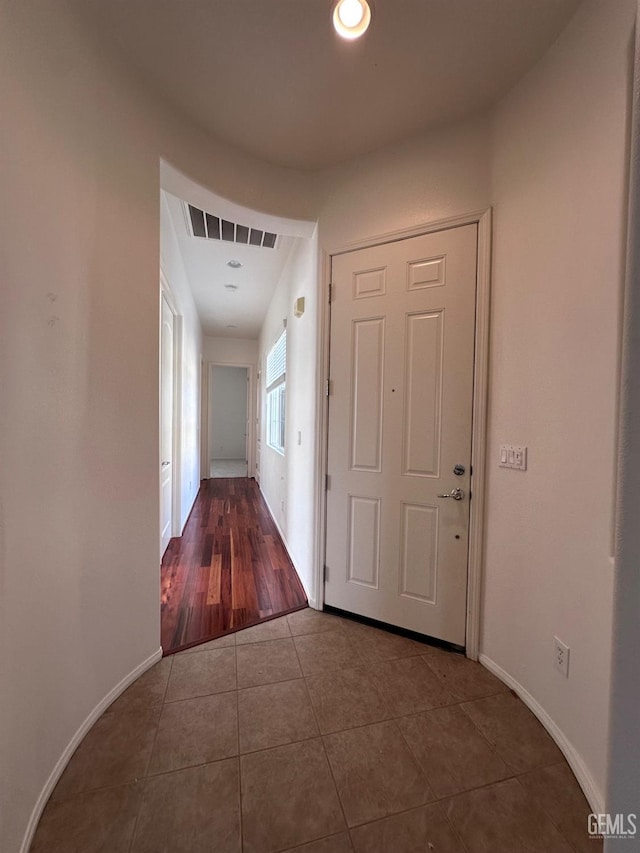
(159, 270, 183, 547)
(202, 361, 255, 480)
(314, 208, 492, 660)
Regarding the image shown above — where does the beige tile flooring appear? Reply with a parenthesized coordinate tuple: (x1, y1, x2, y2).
(31, 610, 601, 852)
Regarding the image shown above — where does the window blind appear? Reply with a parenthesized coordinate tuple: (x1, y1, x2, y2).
(266, 330, 286, 389)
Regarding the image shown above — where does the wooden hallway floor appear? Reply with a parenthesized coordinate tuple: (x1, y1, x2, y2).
(161, 478, 307, 655)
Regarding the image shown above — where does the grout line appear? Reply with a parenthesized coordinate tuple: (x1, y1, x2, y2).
(139, 656, 174, 774)
(130, 754, 241, 784)
(238, 732, 319, 758)
(513, 773, 595, 853)
(126, 777, 147, 853)
(343, 800, 473, 852)
(318, 739, 351, 834)
(126, 655, 174, 849)
(291, 636, 350, 834)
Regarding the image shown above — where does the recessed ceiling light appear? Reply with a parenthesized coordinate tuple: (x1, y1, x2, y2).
(224, 284, 239, 291)
(227, 260, 242, 268)
(332, 0, 372, 40)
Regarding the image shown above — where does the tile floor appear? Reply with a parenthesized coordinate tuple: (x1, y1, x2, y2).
(31, 610, 601, 852)
(210, 459, 248, 478)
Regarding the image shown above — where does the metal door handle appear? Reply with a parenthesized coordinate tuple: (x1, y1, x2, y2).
(162, 461, 170, 467)
(437, 488, 465, 501)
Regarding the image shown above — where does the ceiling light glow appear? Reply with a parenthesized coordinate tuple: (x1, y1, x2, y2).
(338, 0, 364, 27)
(332, 0, 371, 40)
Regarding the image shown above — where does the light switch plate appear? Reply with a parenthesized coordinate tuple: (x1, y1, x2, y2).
(499, 444, 527, 470)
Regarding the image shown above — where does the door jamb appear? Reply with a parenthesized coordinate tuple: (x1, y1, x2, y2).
(159, 269, 183, 541)
(203, 361, 255, 480)
(313, 208, 492, 661)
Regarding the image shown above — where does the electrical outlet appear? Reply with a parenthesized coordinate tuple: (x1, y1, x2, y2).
(554, 636, 570, 677)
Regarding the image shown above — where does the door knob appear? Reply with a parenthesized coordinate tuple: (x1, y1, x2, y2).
(437, 488, 465, 501)
(161, 461, 170, 467)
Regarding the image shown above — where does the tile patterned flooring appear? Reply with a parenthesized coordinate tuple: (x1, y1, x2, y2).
(210, 459, 248, 478)
(31, 610, 601, 852)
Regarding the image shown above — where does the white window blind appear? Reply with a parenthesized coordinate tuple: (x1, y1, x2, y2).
(266, 330, 286, 454)
(266, 330, 286, 390)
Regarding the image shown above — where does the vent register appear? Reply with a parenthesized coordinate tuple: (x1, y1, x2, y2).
(187, 204, 278, 249)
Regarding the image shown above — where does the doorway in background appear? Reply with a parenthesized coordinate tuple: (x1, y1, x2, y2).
(160, 285, 183, 557)
(209, 365, 249, 478)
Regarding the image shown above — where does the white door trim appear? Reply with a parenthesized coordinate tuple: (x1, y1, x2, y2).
(203, 361, 255, 479)
(314, 208, 492, 660)
(159, 270, 183, 542)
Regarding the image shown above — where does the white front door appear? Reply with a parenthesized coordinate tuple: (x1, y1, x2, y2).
(325, 224, 478, 646)
(160, 293, 174, 556)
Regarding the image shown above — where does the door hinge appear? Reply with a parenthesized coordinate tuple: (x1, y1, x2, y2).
(325, 379, 333, 397)
(329, 283, 335, 303)
(323, 564, 329, 582)
(325, 473, 331, 491)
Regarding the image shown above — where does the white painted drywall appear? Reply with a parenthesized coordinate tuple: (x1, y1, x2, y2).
(607, 4, 640, 844)
(160, 192, 203, 529)
(317, 114, 491, 249)
(203, 336, 258, 366)
(258, 233, 319, 602)
(0, 4, 314, 852)
(209, 366, 248, 460)
(484, 0, 635, 810)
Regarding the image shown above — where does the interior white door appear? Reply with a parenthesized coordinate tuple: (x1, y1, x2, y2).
(160, 293, 174, 556)
(325, 224, 478, 646)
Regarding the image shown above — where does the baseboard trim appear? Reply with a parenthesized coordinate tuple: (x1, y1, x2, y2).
(20, 647, 163, 853)
(258, 485, 312, 606)
(479, 653, 604, 814)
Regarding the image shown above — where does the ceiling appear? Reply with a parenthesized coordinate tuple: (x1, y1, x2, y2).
(72, 0, 581, 171)
(106, 2, 581, 337)
(163, 191, 297, 338)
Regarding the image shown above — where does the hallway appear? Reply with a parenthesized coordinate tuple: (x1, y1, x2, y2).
(30, 610, 598, 852)
(161, 478, 307, 654)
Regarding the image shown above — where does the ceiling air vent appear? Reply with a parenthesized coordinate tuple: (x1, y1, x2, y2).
(186, 204, 278, 249)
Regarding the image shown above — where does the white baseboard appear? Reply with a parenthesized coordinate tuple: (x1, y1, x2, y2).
(20, 647, 163, 853)
(180, 485, 201, 535)
(479, 653, 604, 814)
(258, 485, 313, 606)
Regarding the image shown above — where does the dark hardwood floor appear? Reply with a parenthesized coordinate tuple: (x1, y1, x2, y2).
(161, 477, 308, 655)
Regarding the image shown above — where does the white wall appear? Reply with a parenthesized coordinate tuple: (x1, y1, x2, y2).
(0, 4, 312, 852)
(483, 0, 635, 811)
(608, 7, 640, 838)
(209, 366, 248, 460)
(160, 192, 203, 529)
(258, 234, 319, 602)
(317, 115, 491, 249)
(203, 336, 258, 366)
